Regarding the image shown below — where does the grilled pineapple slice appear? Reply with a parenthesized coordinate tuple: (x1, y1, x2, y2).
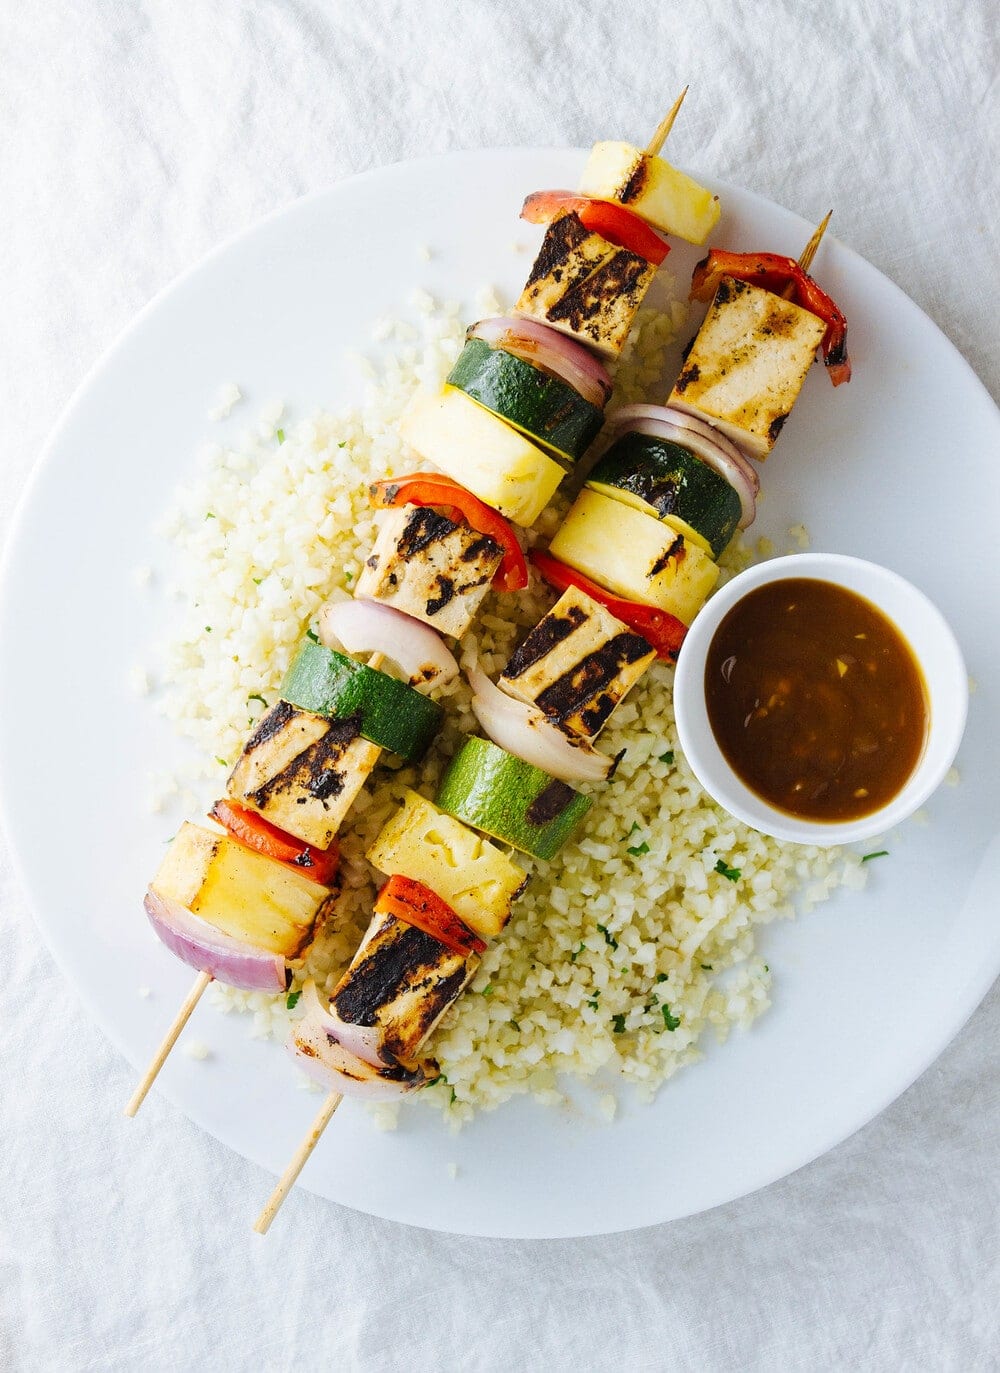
(355, 504, 502, 639)
(398, 386, 564, 527)
(150, 821, 327, 956)
(548, 489, 719, 626)
(499, 586, 656, 740)
(669, 277, 826, 458)
(227, 701, 380, 848)
(578, 141, 721, 244)
(515, 211, 656, 359)
(366, 789, 527, 938)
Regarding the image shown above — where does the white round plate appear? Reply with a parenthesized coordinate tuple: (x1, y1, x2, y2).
(2, 151, 999, 1239)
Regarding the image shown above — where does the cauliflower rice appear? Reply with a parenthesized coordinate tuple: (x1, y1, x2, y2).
(148, 288, 865, 1125)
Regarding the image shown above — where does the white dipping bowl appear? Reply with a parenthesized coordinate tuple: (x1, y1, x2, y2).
(673, 553, 968, 846)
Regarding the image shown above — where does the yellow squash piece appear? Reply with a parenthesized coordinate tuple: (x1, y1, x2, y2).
(398, 385, 565, 527)
(150, 821, 328, 957)
(578, 141, 721, 244)
(366, 789, 527, 939)
(548, 489, 719, 626)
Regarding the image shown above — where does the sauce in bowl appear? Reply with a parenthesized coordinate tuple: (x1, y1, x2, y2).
(704, 577, 929, 821)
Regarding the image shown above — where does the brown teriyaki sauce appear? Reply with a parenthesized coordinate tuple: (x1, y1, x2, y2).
(704, 578, 929, 822)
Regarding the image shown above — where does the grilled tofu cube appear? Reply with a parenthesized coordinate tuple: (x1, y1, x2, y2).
(151, 821, 327, 957)
(354, 504, 502, 639)
(515, 211, 657, 359)
(578, 141, 721, 244)
(328, 911, 478, 1067)
(227, 701, 380, 849)
(398, 386, 565, 527)
(500, 586, 656, 740)
(366, 789, 527, 939)
(549, 490, 719, 626)
(668, 277, 826, 458)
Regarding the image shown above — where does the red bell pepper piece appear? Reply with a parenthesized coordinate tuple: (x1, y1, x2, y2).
(530, 549, 687, 662)
(520, 191, 670, 267)
(690, 249, 851, 386)
(209, 799, 340, 886)
(369, 473, 529, 593)
(374, 875, 486, 957)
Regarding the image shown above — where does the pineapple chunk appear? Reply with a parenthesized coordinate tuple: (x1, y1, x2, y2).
(366, 789, 527, 938)
(548, 489, 719, 626)
(227, 701, 380, 848)
(500, 585, 656, 740)
(355, 504, 502, 639)
(579, 141, 721, 244)
(515, 210, 656, 359)
(668, 277, 826, 458)
(150, 822, 327, 957)
(398, 386, 564, 527)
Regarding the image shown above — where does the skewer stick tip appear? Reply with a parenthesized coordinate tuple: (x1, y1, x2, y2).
(253, 1090, 344, 1234)
(124, 969, 213, 1117)
(645, 86, 689, 156)
(797, 210, 833, 273)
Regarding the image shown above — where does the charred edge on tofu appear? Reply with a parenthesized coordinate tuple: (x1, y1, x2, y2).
(247, 710, 364, 809)
(524, 211, 591, 289)
(768, 414, 788, 442)
(673, 362, 699, 393)
(504, 605, 588, 678)
(331, 925, 468, 1059)
(526, 779, 576, 826)
(396, 507, 461, 558)
(244, 698, 297, 750)
(534, 633, 654, 734)
(546, 251, 649, 336)
(649, 535, 685, 578)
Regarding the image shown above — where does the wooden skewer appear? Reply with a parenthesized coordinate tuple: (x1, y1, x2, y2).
(779, 211, 833, 300)
(124, 969, 213, 1117)
(254, 1090, 344, 1233)
(645, 87, 689, 156)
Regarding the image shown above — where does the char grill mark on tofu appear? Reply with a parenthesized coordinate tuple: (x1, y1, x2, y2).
(669, 276, 827, 458)
(227, 702, 380, 849)
(355, 505, 503, 639)
(500, 587, 657, 740)
(331, 912, 476, 1066)
(516, 211, 656, 359)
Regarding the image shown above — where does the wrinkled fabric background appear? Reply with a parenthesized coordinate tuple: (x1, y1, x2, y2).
(1, 3, 998, 1370)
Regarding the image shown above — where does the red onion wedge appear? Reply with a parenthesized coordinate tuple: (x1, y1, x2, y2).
(469, 317, 612, 408)
(468, 666, 618, 783)
(607, 404, 758, 528)
(319, 598, 458, 693)
(144, 888, 286, 992)
(290, 982, 430, 1099)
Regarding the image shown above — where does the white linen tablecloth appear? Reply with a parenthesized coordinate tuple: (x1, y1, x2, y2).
(2, 3, 998, 1369)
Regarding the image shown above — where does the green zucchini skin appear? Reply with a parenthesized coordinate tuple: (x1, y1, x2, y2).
(586, 432, 741, 558)
(435, 736, 591, 861)
(446, 338, 604, 465)
(282, 640, 443, 763)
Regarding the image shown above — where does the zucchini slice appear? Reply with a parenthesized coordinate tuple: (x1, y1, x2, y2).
(446, 338, 604, 465)
(436, 737, 591, 861)
(548, 488, 719, 626)
(282, 640, 442, 763)
(586, 432, 741, 559)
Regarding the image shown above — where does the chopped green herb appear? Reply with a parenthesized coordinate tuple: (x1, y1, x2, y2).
(862, 850, 889, 862)
(596, 923, 618, 950)
(628, 822, 641, 835)
(215, 757, 228, 767)
(276, 428, 286, 443)
(627, 841, 650, 857)
(252, 576, 263, 586)
(305, 628, 320, 643)
(285, 990, 301, 1010)
(450, 1088, 457, 1104)
(658, 750, 674, 765)
(569, 941, 587, 963)
(700, 963, 713, 972)
(611, 1014, 627, 1034)
(764, 964, 769, 973)
(661, 1004, 680, 1032)
(655, 972, 669, 984)
(586, 997, 600, 1010)
(481, 984, 494, 997)
(338, 440, 347, 448)
(344, 570, 353, 583)
(426, 1074, 443, 1087)
(205, 511, 216, 520)
(714, 858, 741, 882)
(204, 626, 212, 633)
(247, 692, 267, 708)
